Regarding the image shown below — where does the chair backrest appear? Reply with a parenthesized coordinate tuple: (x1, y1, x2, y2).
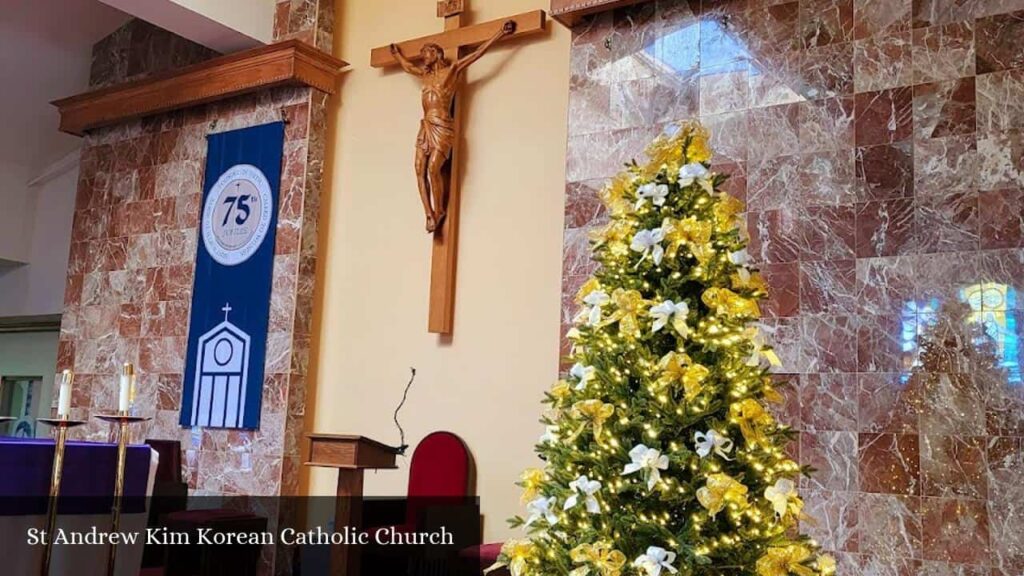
(145, 439, 183, 484)
(405, 432, 472, 525)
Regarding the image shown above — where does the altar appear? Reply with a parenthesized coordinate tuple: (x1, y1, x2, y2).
(0, 438, 159, 576)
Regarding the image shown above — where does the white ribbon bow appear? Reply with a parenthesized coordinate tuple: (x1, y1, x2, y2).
(564, 475, 601, 514)
(631, 228, 666, 266)
(633, 547, 678, 576)
(649, 300, 689, 336)
(678, 162, 713, 193)
(570, 363, 596, 391)
(575, 290, 610, 326)
(694, 429, 734, 460)
(745, 326, 781, 367)
(622, 444, 669, 491)
(525, 496, 558, 526)
(635, 182, 670, 209)
(729, 249, 749, 266)
(539, 425, 559, 444)
(764, 478, 798, 518)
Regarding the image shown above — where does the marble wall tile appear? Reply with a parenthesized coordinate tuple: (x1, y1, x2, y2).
(977, 128, 1024, 188)
(801, 41, 857, 98)
(857, 492, 922, 558)
(853, 31, 914, 92)
(800, 0, 857, 47)
(976, 68, 1024, 135)
(802, 149, 854, 203)
(762, 262, 803, 316)
(855, 87, 915, 145)
(978, 187, 1024, 247)
(855, 0, 914, 38)
(975, 10, 1024, 73)
(913, 77, 977, 139)
(803, 488, 860, 551)
(911, 21, 976, 83)
(854, 197, 916, 256)
(856, 141, 915, 199)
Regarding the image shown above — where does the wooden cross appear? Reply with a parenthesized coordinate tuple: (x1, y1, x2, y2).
(371, 1, 546, 335)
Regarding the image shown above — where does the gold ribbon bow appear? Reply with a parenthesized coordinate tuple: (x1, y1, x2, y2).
(550, 380, 572, 402)
(713, 194, 744, 231)
(643, 134, 685, 179)
(492, 539, 535, 576)
(761, 375, 782, 401)
(519, 468, 546, 503)
(575, 278, 602, 304)
(731, 269, 767, 293)
(605, 289, 648, 337)
(657, 352, 710, 401)
(702, 287, 761, 318)
(743, 326, 782, 367)
(696, 472, 749, 516)
(571, 400, 615, 439)
(729, 399, 775, 447)
(569, 541, 627, 576)
(816, 554, 836, 576)
(590, 220, 634, 257)
(599, 173, 633, 218)
(683, 122, 712, 164)
(755, 545, 816, 576)
(662, 217, 714, 263)
(638, 122, 711, 180)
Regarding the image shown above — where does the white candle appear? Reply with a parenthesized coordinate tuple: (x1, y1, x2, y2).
(119, 363, 134, 413)
(129, 371, 137, 414)
(57, 370, 73, 418)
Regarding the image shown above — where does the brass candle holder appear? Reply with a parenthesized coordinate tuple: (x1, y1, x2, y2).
(94, 412, 150, 576)
(37, 416, 87, 576)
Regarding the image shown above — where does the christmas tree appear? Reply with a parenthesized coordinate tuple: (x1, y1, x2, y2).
(493, 124, 834, 576)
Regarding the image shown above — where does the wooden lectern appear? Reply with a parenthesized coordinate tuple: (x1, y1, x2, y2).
(306, 434, 401, 576)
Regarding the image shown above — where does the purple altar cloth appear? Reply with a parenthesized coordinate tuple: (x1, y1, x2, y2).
(0, 438, 151, 515)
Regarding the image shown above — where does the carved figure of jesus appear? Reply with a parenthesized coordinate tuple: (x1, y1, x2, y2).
(390, 19, 516, 232)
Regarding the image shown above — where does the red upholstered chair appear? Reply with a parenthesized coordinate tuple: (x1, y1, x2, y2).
(370, 431, 474, 535)
(459, 542, 509, 575)
(361, 432, 477, 573)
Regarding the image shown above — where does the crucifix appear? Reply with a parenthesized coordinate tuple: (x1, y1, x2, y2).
(371, 1, 546, 334)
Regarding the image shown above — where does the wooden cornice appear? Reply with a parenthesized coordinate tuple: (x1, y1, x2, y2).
(550, 0, 652, 27)
(52, 39, 348, 136)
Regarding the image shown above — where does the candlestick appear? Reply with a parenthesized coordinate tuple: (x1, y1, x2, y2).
(37, 416, 87, 576)
(128, 369, 137, 416)
(118, 364, 133, 413)
(56, 370, 73, 418)
(95, 413, 150, 576)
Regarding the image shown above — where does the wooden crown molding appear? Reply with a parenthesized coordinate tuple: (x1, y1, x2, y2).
(52, 39, 348, 136)
(550, 0, 652, 27)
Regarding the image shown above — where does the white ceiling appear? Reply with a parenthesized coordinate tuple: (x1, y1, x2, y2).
(0, 0, 130, 178)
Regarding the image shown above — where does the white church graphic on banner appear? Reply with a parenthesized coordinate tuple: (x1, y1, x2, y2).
(189, 303, 251, 428)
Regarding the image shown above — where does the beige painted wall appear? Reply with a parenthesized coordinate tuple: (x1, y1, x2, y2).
(308, 0, 570, 542)
(169, 0, 275, 42)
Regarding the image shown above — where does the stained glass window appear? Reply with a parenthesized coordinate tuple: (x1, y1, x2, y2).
(960, 283, 1021, 384)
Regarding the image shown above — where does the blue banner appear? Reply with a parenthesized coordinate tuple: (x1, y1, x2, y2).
(180, 122, 285, 430)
